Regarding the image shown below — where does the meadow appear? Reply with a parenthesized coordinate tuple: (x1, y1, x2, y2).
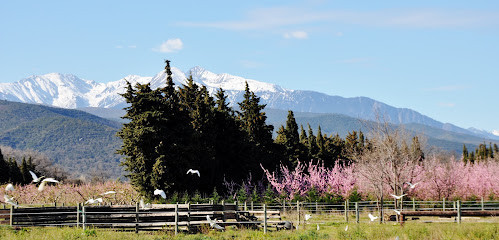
(0, 222, 497, 240)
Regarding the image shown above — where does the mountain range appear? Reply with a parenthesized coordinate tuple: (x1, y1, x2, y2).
(1, 67, 498, 141)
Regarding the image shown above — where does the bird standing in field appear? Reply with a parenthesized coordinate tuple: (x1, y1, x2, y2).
(390, 194, 406, 200)
(186, 169, 200, 177)
(154, 189, 166, 199)
(206, 215, 224, 230)
(368, 213, 379, 221)
(305, 214, 312, 221)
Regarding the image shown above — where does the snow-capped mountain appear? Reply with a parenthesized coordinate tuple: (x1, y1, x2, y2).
(1, 67, 498, 140)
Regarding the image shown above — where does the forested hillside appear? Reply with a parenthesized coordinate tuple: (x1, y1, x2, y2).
(0, 100, 123, 179)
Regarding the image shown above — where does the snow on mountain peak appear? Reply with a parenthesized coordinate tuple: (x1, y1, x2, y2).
(493, 130, 499, 136)
(188, 67, 282, 93)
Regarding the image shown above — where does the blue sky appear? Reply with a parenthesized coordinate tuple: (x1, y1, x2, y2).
(1, 1, 498, 133)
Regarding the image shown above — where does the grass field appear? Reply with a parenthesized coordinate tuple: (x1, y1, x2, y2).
(0, 222, 497, 240)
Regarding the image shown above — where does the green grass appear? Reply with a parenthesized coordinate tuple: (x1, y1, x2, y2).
(0, 222, 497, 240)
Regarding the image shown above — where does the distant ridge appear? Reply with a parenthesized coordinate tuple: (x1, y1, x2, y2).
(1, 68, 497, 141)
(0, 100, 123, 179)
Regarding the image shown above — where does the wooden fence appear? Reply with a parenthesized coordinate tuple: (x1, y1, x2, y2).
(1, 200, 498, 233)
(0, 203, 283, 234)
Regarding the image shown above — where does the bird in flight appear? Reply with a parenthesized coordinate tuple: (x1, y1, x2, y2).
(29, 170, 44, 183)
(101, 191, 116, 195)
(3, 195, 19, 207)
(390, 194, 406, 200)
(154, 189, 166, 199)
(393, 209, 401, 215)
(405, 182, 419, 189)
(368, 213, 379, 221)
(85, 198, 103, 205)
(38, 178, 59, 192)
(186, 169, 200, 177)
(305, 214, 312, 221)
(206, 215, 224, 230)
(5, 183, 14, 192)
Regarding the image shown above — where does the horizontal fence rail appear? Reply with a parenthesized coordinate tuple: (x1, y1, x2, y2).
(1, 200, 498, 233)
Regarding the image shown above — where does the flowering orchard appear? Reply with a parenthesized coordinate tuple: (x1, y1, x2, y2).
(1, 181, 139, 206)
(262, 158, 499, 201)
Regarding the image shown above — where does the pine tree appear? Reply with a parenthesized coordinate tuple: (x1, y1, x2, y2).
(8, 158, 22, 184)
(237, 82, 275, 172)
(0, 148, 9, 183)
(494, 144, 499, 155)
(118, 60, 192, 196)
(20, 157, 30, 184)
(462, 144, 469, 164)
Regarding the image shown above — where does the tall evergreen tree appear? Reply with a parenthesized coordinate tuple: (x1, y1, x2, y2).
(462, 144, 469, 164)
(20, 157, 30, 184)
(237, 82, 275, 171)
(0, 148, 8, 183)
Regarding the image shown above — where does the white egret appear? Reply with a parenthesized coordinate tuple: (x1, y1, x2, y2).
(38, 178, 59, 192)
(140, 199, 151, 209)
(390, 194, 406, 200)
(305, 214, 312, 221)
(368, 213, 379, 221)
(101, 191, 116, 195)
(5, 183, 14, 192)
(405, 182, 419, 189)
(154, 189, 166, 199)
(3, 195, 18, 207)
(317, 224, 320, 231)
(85, 198, 103, 205)
(206, 215, 224, 230)
(186, 169, 200, 177)
(393, 209, 401, 215)
(29, 170, 44, 183)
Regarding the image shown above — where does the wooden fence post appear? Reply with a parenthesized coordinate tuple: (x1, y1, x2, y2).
(315, 201, 318, 213)
(174, 203, 178, 235)
(412, 198, 416, 211)
(251, 201, 254, 211)
(82, 206, 86, 231)
(481, 197, 484, 211)
(135, 202, 140, 234)
(244, 201, 247, 211)
(345, 200, 349, 222)
(187, 202, 191, 232)
(222, 200, 226, 223)
(457, 200, 461, 224)
(9, 205, 14, 226)
(282, 200, 285, 213)
(76, 203, 80, 228)
(263, 204, 267, 234)
(296, 201, 300, 230)
(443, 198, 446, 211)
(355, 202, 359, 223)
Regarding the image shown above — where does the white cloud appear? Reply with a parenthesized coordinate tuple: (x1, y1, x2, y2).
(492, 130, 499, 136)
(240, 60, 263, 68)
(337, 57, 370, 64)
(128, 45, 137, 49)
(426, 85, 469, 92)
(155, 39, 183, 53)
(438, 102, 456, 107)
(177, 7, 499, 30)
(283, 31, 308, 39)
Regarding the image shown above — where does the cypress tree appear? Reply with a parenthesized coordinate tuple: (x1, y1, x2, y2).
(20, 157, 30, 184)
(0, 148, 8, 183)
(462, 144, 469, 164)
